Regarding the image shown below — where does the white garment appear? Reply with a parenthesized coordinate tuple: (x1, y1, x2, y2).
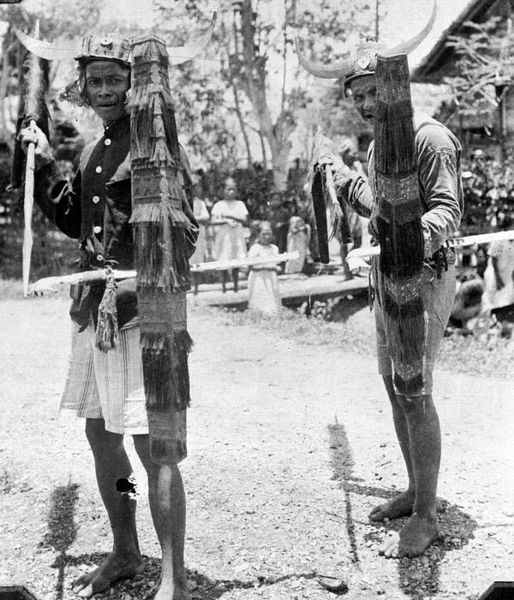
(484, 239, 514, 308)
(247, 243, 281, 315)
(189, 198, 209, 264)
(211, 199, 248, 261)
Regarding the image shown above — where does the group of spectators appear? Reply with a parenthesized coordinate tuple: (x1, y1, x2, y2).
(450, 149, 514, 330)
(189, 164, 320, 294)
(190, 138, 372, 295)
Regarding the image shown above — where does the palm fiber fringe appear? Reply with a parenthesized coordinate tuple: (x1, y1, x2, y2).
(374, 54, 426, 395)
(394, 372, 424, 396)
(374, 100, 415, 175)
(383, 292, 425, 364)
(130, 35, 195, 417)
(141, 330, 193, 410)
(376, 214, 424, 279)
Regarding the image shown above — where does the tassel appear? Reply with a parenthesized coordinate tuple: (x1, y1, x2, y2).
(95, 268, 119, 352)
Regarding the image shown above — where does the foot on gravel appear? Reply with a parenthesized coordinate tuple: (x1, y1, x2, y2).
(154, 576, 190, 600)
(73, 552, 142, 598)
(369, 490, 414, 521)
(379, 513, 440, 559)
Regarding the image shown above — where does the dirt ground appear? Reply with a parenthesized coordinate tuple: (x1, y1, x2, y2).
(1, 293, 514, 600)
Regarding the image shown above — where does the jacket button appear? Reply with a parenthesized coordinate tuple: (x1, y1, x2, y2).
(95, 166, 102, 173)
(92, 195, 100, 204)
(104, 138, 111, 146)
(93, 226, 102, 234)
(96, 254, 104, 262)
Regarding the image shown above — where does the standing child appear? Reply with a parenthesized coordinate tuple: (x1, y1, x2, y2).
(248, 221, 281, 315)
(285, 215, 311, 273)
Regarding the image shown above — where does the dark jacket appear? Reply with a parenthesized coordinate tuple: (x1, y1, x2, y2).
(35, 113, 195, 329)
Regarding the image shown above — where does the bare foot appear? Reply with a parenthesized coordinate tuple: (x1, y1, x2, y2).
(73, 552, 142, 598)
(154, 576, 190, 600)
(379, 513, 440, 559)
(369, 490, 414, 521)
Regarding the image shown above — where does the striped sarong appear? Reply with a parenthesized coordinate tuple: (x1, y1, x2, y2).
(60, 322, 148, 435)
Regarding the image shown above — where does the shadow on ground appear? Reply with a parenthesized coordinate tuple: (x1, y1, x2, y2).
(40, 483, 317, 599)
(40, 482, 80, 600)
(46, 553, 317, 600)
(328, 420, 478, 599)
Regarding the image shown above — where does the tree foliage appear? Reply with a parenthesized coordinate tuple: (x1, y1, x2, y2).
(444, 15, 514, 119)
(156, 0, 374, 190)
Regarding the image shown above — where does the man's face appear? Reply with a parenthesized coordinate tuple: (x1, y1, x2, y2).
(85, 60, 130, 124)
(348, 75, 377, 123)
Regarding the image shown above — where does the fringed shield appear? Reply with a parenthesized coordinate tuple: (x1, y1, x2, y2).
(374, 54, 429, 395)
(129, 35, 195, 464)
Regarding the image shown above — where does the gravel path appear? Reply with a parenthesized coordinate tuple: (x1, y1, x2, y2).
(1, 295, 514, 600)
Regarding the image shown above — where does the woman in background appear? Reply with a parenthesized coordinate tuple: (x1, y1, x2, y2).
(211, 176, 248, 292)
(189, 182, 210, 293)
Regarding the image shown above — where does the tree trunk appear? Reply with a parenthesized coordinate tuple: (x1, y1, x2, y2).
(0, 34, 12, 146)
(269, 135, 292, 190)
(231, 84, 254, 168)
(502, 85, 514, 160)
(236, 0, 295, 191)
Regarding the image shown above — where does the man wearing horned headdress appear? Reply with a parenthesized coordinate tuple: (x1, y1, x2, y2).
(18, 31, 203, 598)
(298, 2, 463, 558)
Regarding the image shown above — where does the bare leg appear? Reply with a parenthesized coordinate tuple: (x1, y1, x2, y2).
(221, 270, 227, 293)
(73, 419, 142, 598)
(134, 435, 189, 600)
(369, 375, 415, 521)
(340, 243, 353, 280)
(232, 268, 240, 293)
(380, 394, 441, 558)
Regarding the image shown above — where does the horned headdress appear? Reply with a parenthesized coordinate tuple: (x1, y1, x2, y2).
(15, 14, 217, 65)
(297, 1, 438, 395)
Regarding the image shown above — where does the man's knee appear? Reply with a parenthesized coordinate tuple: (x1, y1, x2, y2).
(397, 394, 433, 414)
(85, 418, 124, 451)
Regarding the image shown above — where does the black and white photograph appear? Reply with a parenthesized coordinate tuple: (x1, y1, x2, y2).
(1, 0, 513, 599)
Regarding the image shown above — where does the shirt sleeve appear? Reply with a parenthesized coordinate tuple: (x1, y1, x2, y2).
(34, 160, 82, 239)
(248, 243, 262, 259)
(417, 125, 463, 257)
(333, 169, 374, 219)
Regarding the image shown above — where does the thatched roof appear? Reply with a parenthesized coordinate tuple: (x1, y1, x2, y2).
(412, 0, 504, 82)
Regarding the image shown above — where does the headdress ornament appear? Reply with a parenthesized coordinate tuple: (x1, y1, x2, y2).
(14, 13, 216, 66)
(295, 0, 436, 87)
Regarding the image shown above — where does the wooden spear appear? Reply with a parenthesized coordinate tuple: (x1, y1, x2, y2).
(22, 20, 45, 297)
(346, 229, 514, 272)
(27, 252, 300, 296)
